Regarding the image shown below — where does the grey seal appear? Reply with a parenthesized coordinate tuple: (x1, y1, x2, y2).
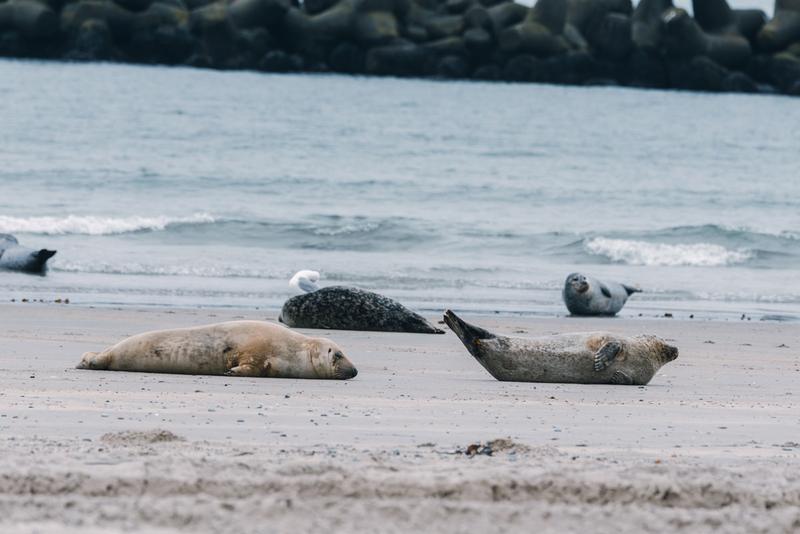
(0, 234, 57, 275)
(279, 286, 444, 334)
(77, 320, 358, 379)
(562, 272, 641, 316)
(443, 310, 678, 385)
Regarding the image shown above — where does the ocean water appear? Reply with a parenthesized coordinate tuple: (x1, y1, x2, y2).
(1, 60, 799, 320)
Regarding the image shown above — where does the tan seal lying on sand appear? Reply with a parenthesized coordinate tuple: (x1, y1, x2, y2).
(443, 310, 677, 385)
(77, 321, 358, 380)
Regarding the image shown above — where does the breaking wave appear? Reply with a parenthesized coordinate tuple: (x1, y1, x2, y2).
(0, 214, 216, 235)
(585, 238, 754, 267)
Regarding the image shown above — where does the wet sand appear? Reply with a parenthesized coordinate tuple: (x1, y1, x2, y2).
(1, 303, 798, 532)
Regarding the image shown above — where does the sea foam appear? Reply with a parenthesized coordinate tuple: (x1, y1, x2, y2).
(0, 214, 214, 235)
(585, 237, 753, 267)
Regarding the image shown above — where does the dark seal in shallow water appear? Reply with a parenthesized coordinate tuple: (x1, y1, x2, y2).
(0, 234, 57, 275)
(279, 286, 444, 334)
(443, 310, 678, 385)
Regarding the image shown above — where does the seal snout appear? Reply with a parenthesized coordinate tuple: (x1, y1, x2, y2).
(337, 362, 358, 380)
(662, 343, 679, 363)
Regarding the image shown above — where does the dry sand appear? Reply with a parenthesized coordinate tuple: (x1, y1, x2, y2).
(1, 303, 799, 533)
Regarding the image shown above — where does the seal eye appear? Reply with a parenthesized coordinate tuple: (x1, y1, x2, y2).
(333, 352, 343, 362)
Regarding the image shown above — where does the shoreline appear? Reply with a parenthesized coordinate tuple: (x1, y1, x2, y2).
(1, 303, 798, 531)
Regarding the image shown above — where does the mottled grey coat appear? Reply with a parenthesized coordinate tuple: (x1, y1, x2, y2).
(280, 286, 444, 334)
(444, 310, 677, 385)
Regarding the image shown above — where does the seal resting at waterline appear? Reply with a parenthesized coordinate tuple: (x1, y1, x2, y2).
(0, 234, 57, 275)
(562, 272, 641, 316)
(77, 321, 358, 380)
(443, 310, 677, 385)
(279, 270, 444, 333)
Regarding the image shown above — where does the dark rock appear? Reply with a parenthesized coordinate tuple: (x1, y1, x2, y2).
(503, 53, 548, 82)
(0, 31, 23, 57)
(365, 41, 432, 76)
(61, 1, 135, 41)
(670, 55, 728, 92)
(229, 0, 290, 29)
(464, 5, 490, 30)
(662, 7, 751, 70)
(732, 8, 766, 40)
(259, 49, 303, 71)
(472, 62, 500, 79)
(304, 0, 339, 15)
(547, 49, 598, 84)
(445, 0, 471, 15)
(0, 0, 58, 39)
(756, 0, 800, 53)
(65, 19, 116, 60)
(464, 26, 492, 53)
(486, 2, 527, 36)
(353, 11, 399, 45)
(498, 0, 569, 57)
(721, 70, 758, 93)
(424, 36, 467, 56)
(328, 41, 364, 72)
(768, 52, 800, 93)
(113, 0, 154, 13)
(437, 54, 469, 77)
(626, 47, 667, 88)
(567, 0, 632, 35)
(403, 23, 428, 42)
(632, 0, 671, 50)
(586, 12, 632, 61)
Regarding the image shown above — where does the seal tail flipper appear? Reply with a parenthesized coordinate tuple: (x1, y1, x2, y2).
(443, 310, 495, 356)
(622, 284, 642, 296)
(77, 351, 110, 370)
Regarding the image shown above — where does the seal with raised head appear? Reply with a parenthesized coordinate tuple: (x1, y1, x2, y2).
(562, 272, 641, 316)
(279, 286, 444, 334)
(77, 320, 358, 380)
(443, 310, 677, 385)
(0, 234, 57, 275)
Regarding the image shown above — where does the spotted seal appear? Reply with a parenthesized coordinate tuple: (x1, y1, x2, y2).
(562, 272, 641, 316)
(0, 234, 56, 275)
(279, 286, 444, 334)
(77, 320, 358, 380)
(443, 310, 677, 385)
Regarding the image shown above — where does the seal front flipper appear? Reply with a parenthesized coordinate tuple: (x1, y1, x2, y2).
(599, 282, 612, 298)
(225, 364, 258, 377)
(610, 370, 634, 385)
(622, 284, 642, 296)
(443, 310, 495, 359)
(593, 340, 622, 371)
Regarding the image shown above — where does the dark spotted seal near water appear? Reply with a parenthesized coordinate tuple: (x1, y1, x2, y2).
(279, 286, 444, 334)
(0, 234, 56, 275)
(562, 272, 641, 316)
(77, 320, 358, 380)
(443, 310, 677, 385)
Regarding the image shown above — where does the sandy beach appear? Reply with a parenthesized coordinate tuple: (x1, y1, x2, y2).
(0, 302, 798, 532)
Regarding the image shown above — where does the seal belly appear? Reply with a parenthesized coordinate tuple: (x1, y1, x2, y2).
(480, 337, 609, 384)
(106, 331, 231, 375)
